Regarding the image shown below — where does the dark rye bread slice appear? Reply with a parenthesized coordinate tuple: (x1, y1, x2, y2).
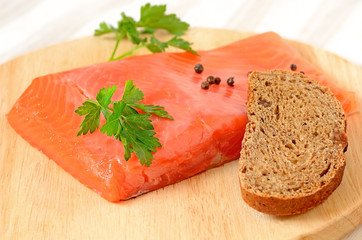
(238, 70, 348, 215)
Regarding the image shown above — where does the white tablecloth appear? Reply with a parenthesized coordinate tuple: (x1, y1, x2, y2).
(1, 0, 361, 239)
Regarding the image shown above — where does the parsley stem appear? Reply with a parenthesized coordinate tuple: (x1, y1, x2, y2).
(109, 39, 120, 61)
(111, 44, 145, 61)
(109, 33, 124, 61)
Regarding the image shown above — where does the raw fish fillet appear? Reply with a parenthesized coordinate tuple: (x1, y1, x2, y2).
(7, 32, 356, 201)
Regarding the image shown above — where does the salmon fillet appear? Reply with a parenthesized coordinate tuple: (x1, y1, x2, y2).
(6, 32, 356, 202)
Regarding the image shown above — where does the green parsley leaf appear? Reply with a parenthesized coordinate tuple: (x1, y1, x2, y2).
(168, 36, 198, 55)
(75, 100, 101, 136)
(100, 101, 125, 137)
(120, 135, 132, 161)
(118, 13, 142, 45)
(122, 105, 139, 116)
(141, 27, 155, 34)
(131, 104, 174, 120)
(122, 113, 161, 166)
(96, 85, 117, 108)
(138, 3, 189, 35)
(94, 22, 116, 36)
(76, 80, 173, 166)
(75, 85, 117, 135)
(146, 36, 168, 53)
(96, 85, 117, 119)
(120, 12, 137, 24)
(121, 79, 144, 104)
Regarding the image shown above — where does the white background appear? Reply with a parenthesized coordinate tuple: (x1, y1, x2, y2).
(1, 0, 361, 239)
(1, 0, 362, 66)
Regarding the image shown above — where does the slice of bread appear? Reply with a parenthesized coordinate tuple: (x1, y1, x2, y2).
(238, 70, 348, 215)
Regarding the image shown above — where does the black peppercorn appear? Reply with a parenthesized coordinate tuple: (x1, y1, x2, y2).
(214, 77, 221, 85)
(206, 76, 215, 84)
(227, 77, 234, 87)
(194, 64, 204, 73)
(290, 64, 297, 71)
(201, 81, 209, 89)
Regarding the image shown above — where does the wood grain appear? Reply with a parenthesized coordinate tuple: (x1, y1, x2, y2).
(1, 28, 361, 240)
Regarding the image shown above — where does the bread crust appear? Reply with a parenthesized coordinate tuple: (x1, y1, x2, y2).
(239, 70, 347, 215)
(239, 157, 345, 215)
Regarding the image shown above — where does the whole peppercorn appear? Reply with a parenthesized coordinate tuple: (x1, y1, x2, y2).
(290, 64, 297, 71)
(227, 77, 234, 87)
(194, 64, 204, 73)
(214, 77, 221, 85)
(206, 76, 215, 84)
(201, 81, 210, 89)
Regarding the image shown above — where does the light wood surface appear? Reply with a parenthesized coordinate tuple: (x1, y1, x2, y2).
(1, 28, 361, 240)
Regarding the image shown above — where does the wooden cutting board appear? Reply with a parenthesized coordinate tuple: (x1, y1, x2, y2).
(1, 28, 361, 240)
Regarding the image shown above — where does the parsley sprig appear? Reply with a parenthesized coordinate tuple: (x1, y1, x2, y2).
(75, 80, 173, 166)
(94, 3, 198, 61)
